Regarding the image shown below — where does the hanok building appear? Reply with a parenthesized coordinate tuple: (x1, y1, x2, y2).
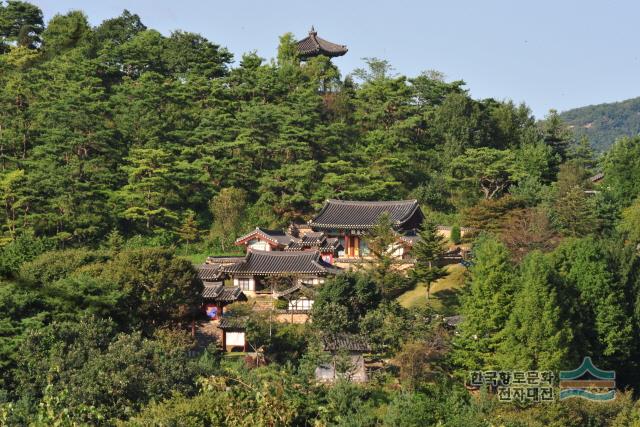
(308, 199, 425, 266)
(296, 26, 347, 60)
(315, 334, 372, 383)
(201, 282, 247, 320)
(273, 282, 318, 323)
(217, 250, 341, 296)
(235, 227, 342, 264)
(217, 317, 247, 352)
(234, 228, 295, 252)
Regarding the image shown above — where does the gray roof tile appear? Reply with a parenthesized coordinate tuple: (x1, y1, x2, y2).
(202, 283, 246, 302)
(322, 333, 371, 352)
(218, 317, 247, 330)
(297, 27, 347, 58)
(310, 199, 423, 230)
(222, 250, 339, 275)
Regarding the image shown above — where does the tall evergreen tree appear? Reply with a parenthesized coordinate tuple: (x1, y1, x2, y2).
(453, 236, 515, 370)
(118, 148, 178, 232)
(496, 251, 573, 371)
(410, 220, 448, 300)
(365, 213, 411, 300)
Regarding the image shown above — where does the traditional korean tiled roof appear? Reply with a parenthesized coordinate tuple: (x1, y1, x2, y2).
(285, 232, 342, 252)
(198, 264, 225, 281)
(235, 227, 294, 247)
(322, 333, 371, 352)
(296, 27, 347, 59)
(217, 317, 247, 330)
(222, 250, 340, 276)
(273, 283, 316, 298)
(202, 283, 246, 302)
(309, 200, 423, 230)
(205, 256, 245, 265)
(590, 172, 605, 182)
(436, 225, 474, 233)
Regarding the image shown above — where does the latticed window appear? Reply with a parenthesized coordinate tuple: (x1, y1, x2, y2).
(300, 277, 324, 286)
(237, 278, 252, 291)
(289, 298, 314, 311)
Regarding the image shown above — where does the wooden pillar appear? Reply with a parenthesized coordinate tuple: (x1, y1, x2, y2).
(354, 236, 360, 257)
(221, 330, 226, 351)
(344, 232, 349, 256)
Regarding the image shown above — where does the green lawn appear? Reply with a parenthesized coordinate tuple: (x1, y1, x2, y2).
(397, 263, 467, 315)
(178, 252, 210, 264)
(178, 251, 244, 265)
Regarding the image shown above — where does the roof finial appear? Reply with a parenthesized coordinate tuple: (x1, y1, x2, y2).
(309, 25, 317, 35)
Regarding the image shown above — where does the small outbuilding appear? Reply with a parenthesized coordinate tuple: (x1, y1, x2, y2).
(202, 282, 247, 320)
(315, 334, 372, 383)
(217, 317, 248, 352)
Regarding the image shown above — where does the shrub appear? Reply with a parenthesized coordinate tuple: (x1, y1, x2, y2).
(451, 225, 462, 244)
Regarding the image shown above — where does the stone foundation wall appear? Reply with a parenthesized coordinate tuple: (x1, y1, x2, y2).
(275, 312, 310, 324)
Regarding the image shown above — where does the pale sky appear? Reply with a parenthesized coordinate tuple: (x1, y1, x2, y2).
(33, 0, 640, 119)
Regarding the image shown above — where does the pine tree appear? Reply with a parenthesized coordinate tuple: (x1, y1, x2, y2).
(118, 148, 179, 232)
(365, 213, 410, 300)
(410, 220, 448, 300)
(177, 210, 199, 249)
(552, 238, 633, 366)
(452, 236, 516, 370)
(209, 187, 246, 252)
(105, 228, 124, 253)
(496, 251, 573, 371)
(552, 165, 599, 237)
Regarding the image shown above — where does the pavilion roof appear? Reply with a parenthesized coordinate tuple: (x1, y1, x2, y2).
(309, 199, 423, 230)
(296, 27, 347, 59)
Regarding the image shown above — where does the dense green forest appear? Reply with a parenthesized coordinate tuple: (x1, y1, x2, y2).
(4, 1, 640, 426)
(560, 96, 640, 152)
(0, 1, 581, 251)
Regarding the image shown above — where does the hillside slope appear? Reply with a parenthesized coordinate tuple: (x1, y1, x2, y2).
(559, 97, 640, 151)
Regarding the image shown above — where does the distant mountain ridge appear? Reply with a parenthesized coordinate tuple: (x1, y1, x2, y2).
(559, 96, 640, 151)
